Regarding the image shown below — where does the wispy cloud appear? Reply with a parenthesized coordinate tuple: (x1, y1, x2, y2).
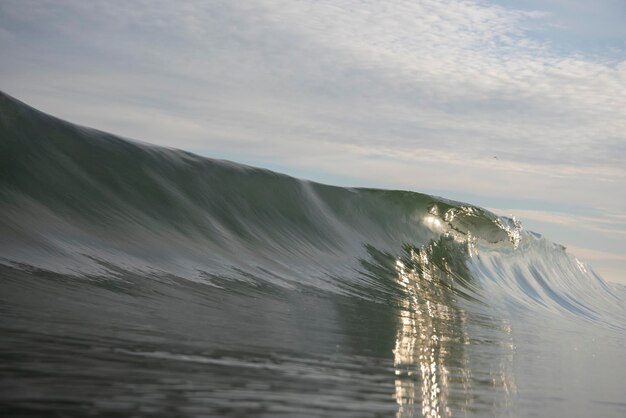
(487, 208, 626, 237)
(566, 245, 626, 263)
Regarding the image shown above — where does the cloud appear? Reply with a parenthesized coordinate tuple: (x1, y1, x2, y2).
(487, 207, 626, 237)
(566, 245, 626, 263)
(490, 207, 625, 228)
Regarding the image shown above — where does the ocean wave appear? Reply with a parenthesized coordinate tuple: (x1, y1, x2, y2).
(1, 91, 625, 417)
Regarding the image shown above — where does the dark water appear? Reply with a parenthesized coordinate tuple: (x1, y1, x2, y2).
(1, 91, 625, 417)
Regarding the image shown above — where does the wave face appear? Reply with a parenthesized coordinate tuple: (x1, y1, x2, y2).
(1, 91, 625, 417)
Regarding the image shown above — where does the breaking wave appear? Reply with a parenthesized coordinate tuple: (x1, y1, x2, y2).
(1, 91, 624, 417)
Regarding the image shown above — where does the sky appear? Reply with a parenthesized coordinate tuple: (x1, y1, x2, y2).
(1, 0, 625, 283)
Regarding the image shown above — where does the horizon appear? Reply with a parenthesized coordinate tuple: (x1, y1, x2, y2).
(1, 0, 624, 284)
